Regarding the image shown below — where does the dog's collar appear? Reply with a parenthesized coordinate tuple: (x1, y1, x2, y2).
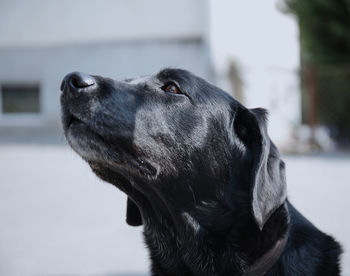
(245, 234, 288, 276)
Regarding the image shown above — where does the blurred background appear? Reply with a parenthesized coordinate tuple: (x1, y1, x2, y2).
(0, 0, 349, 275)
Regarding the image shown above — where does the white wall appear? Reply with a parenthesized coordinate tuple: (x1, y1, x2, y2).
(0, 0, 207, 48)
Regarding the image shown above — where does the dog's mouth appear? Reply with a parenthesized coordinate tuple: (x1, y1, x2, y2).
(61, 105, 85, 130)
(66, 114, 83, 128)
(63, 112, 98, 139)
(63, 111, 105, 150)
(62, 111, 159, 179)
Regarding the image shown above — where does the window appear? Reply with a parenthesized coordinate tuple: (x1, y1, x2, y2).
(1, 84, 40, 114)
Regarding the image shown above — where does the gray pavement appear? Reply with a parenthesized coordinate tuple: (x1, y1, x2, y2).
(0, 145, 349, 275)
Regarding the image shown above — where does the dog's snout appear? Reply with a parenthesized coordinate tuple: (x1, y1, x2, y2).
(60, 72, 96, 95)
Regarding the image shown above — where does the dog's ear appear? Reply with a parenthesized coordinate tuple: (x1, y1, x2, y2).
(234, 107, 287, 230)
(126, 197, 143, 226)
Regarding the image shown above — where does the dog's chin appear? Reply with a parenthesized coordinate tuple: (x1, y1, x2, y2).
(64, 117, 159, 179)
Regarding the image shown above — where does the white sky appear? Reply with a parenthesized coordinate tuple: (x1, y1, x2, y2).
(208, 0, 301, 145)
(209, 0, 299, 71)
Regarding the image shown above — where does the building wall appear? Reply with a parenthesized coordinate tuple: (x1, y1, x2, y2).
(0, 0, 207, 47)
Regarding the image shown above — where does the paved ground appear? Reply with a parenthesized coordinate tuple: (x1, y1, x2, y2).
(0, 145, 349, 275)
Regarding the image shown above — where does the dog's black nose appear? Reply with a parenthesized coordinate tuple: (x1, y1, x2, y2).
(60, 72, 96, 94)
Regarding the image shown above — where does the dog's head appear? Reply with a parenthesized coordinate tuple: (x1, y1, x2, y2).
(60, 68, 286, 232)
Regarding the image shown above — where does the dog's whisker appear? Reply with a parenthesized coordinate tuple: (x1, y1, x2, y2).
(188, 185, 197, 206)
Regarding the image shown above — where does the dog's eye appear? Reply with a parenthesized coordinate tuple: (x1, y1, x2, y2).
(162, 83, 181, 94)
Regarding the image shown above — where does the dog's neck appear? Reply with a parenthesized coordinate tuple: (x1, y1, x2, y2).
(143, 203, 289, 276)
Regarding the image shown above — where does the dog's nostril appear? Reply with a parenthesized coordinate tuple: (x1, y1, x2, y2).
(70, 77, 79, 88)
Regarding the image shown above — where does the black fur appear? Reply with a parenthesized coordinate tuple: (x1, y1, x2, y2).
(60, 69, 342, 275)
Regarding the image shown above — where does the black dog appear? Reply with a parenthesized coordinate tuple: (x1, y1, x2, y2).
(60, 69, 342, 275)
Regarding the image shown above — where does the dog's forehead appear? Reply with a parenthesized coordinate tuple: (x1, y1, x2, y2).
(124, 69, 187, 85)
(125, 75, 151, 85)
